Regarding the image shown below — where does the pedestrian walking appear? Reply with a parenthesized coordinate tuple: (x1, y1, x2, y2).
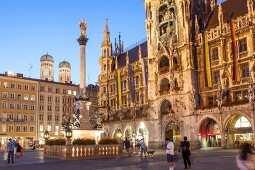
(123, 137, 131, 156)
(16, 142, 23, 157)
(165, 138, 175, 170)
(7, 138, 15, 164)
(136, 139, 141, 155)
(180, 136, 191, 169)
(236, 143, 255, 170)
(32, 141, 36, 150)
(140, 138, 147, 158)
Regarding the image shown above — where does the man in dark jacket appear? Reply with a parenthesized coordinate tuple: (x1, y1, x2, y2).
(180, 136, 191, 169)
(123, 137, 131, 156)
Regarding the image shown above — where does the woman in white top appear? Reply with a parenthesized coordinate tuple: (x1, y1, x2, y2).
(236, 143, 255, 170)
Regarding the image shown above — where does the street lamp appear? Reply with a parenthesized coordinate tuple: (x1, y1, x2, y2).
(65, 127, 73, 139)
(44, 130, 50, 141)
(65, 127, 72, 145)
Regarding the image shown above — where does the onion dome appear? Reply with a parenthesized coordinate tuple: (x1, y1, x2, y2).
(59, 61, 71, 69)
(40, 54, 54, 62)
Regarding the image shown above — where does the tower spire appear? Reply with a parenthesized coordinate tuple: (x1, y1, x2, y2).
(102, 18, 111, 45)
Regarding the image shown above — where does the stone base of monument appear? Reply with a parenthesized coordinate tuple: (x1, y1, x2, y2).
(44, 144, 123, 160)
(71, 100, 103, 143)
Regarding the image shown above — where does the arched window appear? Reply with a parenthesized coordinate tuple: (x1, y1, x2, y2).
(234, 116, 251, 128)
(160, 78, 170, 94)
(159, 56, 169, 74)
(104, 49, 107, 57)
(160, 100, 172, 115)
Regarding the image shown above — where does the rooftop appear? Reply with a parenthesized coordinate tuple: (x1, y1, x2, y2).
(206, 0, 254, 30)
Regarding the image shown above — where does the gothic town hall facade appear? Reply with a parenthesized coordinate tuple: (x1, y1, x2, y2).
(98, 0, 255, 149)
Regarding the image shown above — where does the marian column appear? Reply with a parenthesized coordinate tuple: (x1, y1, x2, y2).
(76, 20, 92, 130)
(77, 20, 88, 97)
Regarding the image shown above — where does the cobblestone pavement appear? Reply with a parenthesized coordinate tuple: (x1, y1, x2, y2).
(0, 149, 239, 170)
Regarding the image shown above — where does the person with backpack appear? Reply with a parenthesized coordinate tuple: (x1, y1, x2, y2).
(180, 136, 191, 169)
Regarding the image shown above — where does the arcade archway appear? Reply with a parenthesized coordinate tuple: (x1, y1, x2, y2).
(137, 122, 149, 147)
(165, 121, 180, 148)
(112, 128, 122, 139)
(124, 125, 132, 138)
(199, 118, 221, 148)
(225, 115, 253, 148)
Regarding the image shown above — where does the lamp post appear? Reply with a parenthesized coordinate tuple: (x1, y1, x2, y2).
(44, 130, 50, 145)
(65, 127, 73, 145)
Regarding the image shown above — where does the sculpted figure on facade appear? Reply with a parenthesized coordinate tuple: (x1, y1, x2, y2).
(189, 88, 196, 109)
(178, 73, 184, 90)
(216, 88, 222, 110)
(248, 79, 255, 103)
(155, 72, 158, 95)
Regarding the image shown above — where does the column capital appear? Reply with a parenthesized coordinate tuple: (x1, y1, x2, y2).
(77, 36, 88, 46)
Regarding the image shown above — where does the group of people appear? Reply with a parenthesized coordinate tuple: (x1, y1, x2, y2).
(3, 138, 23, 164)
(165, 136, 255, 170)
(123, 137, 148, 158)
(165, 136, 191, 170)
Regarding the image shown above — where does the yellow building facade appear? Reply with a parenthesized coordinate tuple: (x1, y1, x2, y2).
(0, 72, 38, 148)
(0, 72, 79, 147)
(37, 80, 78, 144)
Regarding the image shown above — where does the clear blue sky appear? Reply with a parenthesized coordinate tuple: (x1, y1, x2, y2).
(0, 0, 146, 85)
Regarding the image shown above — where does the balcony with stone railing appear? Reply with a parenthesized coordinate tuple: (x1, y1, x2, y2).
(159, 87, 170, 95)
(44, 145, 122, 160)
(195, 100, 250, 114)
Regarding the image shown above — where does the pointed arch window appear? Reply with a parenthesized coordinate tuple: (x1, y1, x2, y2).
(159, 56, 169, 74)
(104, 49, 107, 57)
(160, 100, 172, 115)
(159, 78, 170, 94)
(234, 116, 251, 128)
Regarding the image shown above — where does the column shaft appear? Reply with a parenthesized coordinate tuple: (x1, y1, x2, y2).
(80, 45, 86, 96)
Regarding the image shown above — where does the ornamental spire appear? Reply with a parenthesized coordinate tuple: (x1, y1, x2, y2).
(102, 18, 111, 45)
